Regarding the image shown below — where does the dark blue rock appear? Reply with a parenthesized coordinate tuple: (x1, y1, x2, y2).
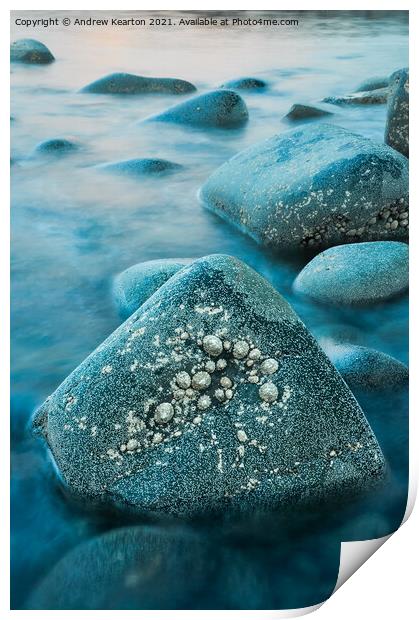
(97, 158, 182, 178)
(200, 124, 409, 251)
(221, 77, 267, 90)
(293, 242, 409, 306)
(148, 90, 249, 128)
(355, 76, 389, 92)
(385, 68, 409, 157)
(34, 138, 80, 155)
(113, 258, 193, 318)
(33, 255, 385, 518)
(323, 88, 388, 106)
(284, 103, 333, 121)
(11, 39, 54, 64)
(80, 72, 196, 95)
(322, 344, 408, 390)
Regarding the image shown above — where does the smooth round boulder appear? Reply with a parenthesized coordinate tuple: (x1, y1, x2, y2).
(322, 343, 408, 390)
(11, 39, 54, 64)
(80, 72, 196, 95)
(34, 138, 79, 155)
(200, 124, 409, 251)
(148, 90, 249, 128)
(97, 158, 182, 177)
(323, 88, 388, 106)
(220, 77, 267, 90)
(284, 103, 333, 121)
(113, 258, 193, 318)
(385, 68, 409, 157)
(355, 76, 389, 92)
(293, 242, 408, 306)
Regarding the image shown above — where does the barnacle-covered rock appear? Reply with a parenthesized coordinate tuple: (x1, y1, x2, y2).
(11, 39, 54, 64)
(385, 68, 409, 157)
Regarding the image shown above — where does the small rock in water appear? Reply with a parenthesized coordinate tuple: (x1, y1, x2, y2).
(33, 254, 385, 518)
(293, 242, 408, 306)
(80, 72, 196, 95)
(96, 158, 182, 177)
(323, 88, 388, 106)
(355, 76, 389, 92)
(113, 258, 193, 318)
(220, 77, 267, 90)
(11, 39, 54, 64)
(200, 124, 408, 251)
(322, 343, 408, 390)
(34, 138, 80, 155)
(385, 68, 409, 157)
(147, 90, 249, 128)
(284, 103, 333, 121)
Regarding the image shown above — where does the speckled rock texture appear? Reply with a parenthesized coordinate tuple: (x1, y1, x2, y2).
(80, 72, 196, 95)
(97, 158, 182, 177)
(113, 258, 193, 318)
(11, 39, 55, 64)
(200, 124, 409, 251)
(322, 344, 408, 390)
(323, 88, 388, 106)
(293, 242, 409, 306)
(284, 104, 333, 121)
(33, 255, 385, 518)
(221, 77, 267, 90)
(385, 68, 409, 157)
(148, 90, 249, 128)
(355, 76, 389, 92)
(34, 138, 79, 154)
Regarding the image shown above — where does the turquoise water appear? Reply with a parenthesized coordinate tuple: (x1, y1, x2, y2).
(11, 10, 408, 610)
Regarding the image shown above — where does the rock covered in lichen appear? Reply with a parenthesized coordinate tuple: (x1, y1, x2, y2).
(80, 72, 196, 95)
(113, 258, 193, 318)
(385, 68, 409, 157)
(293, 242, 409, 306)
(200, 124, 408, 251)
(34, 138, 80, 155)
(220, 77, 267, 90)
(284, 103, 333, 122)
(147, 90, 249, 128)
(355, 76, 389, 92)
(322, 344, 408, 390)
(11, 39, 55, 64)
(96, 158, 182, 177)
(33, 255, 385, 518)
(323, 88, 388, 106)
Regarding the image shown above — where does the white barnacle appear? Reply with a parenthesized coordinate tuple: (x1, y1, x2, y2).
(101, 365, 113, 374)
(216, 358, 227, 370)
(248, 375, 259, 384)
(205, 360, 216, 373)
(223, 340, 232, 351)
(237, 429, 248, 443)
(192, 371, 211, 390)
(203, 335, 223, 356)
(248, 348, 261, 360)
(176, 371, 191, 389)
(197, 395, 211, 410)
(220, 376, 233, 389)
(260, 358, 279, 375)
(215, 389, 225, 402)
(225, 389, 233, 400)
(152, 432, 163, 444)
(126, 439, 138, 451)
(259, 382, 278, 403)
(154, 402, 174, 424)
(233, 340, 249, 359)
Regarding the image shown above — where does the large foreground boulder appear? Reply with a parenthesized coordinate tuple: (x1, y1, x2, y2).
(293, 242, 409, 306)
(113, 258, 193, 318)
(33, 255, 385, 518)
(11, 39, 54, 64)
(385, 68, 409, 157)
(200, 124, 409, 251)
(80, 72, 196, 95)
(147, 90, 249, 128)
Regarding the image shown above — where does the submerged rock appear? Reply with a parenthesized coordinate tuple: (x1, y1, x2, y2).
(33, 255, 385, 518)
(385, 68, 409, 157)
(355, 76, 389, 92)
(34, 138, 80, 155)
(113, 258, 193, 318)
(284, 103, 333, 121)
(27, 526, 217, 609)
(147, 90, 249, 128)
(11, 39, 54, 64)
(323, 88, 388, 106)
(322, 344, 408, 390)
(80, 72, 196, 95)
(221, 77, 267, 90)
(293, 242, 409, 306)
(311, 324, 365, 347)
(97, 158, 182, 177)
(200, 124, 409, 251)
